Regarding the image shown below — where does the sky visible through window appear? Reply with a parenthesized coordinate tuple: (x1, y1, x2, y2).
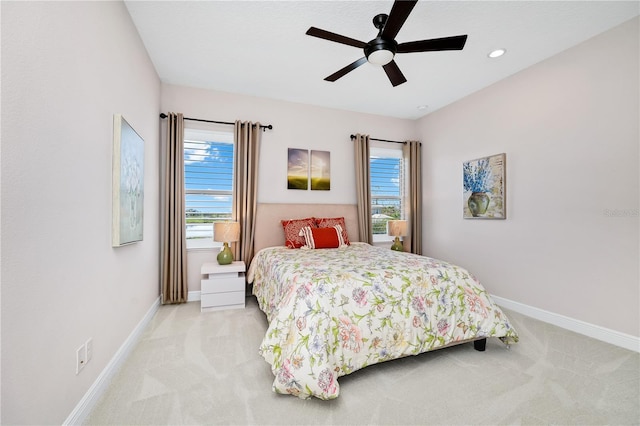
(371, 156, 401, 197)
(370, 156, 402, 234)
(185, 140, 233, 192)
(184, 139, 233, 239)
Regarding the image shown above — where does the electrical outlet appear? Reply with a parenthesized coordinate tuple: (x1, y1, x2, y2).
(85, 338, 93, 363)
(76, 344, 87, 375)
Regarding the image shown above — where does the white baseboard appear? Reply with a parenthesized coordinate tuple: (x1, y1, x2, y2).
(188, 290, 201, 302)
(492, 296, 640, 353)
(63, 297, 161, 425)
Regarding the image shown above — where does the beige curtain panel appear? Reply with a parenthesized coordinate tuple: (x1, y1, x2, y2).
(354, 134, 373, 244)
(403, 140, 423, 255)
(232, 121, 261, 267)
(161, 112, 188, 304)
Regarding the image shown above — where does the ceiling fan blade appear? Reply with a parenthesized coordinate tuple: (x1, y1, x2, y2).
(397, 35, 468, 53)
(382, 60, 407, 87)
(306, 27, 367, 49)
(381, 0, 418, 40)
(325, 57, 368, 82)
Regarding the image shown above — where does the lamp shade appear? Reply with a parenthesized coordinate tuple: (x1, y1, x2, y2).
(387, 220, 408, 237)
(213, 221, 240, 243)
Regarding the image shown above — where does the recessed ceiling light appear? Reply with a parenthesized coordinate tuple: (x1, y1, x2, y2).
(488, 48, 506, 59)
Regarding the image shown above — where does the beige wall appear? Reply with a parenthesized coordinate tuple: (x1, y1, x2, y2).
(418, 17, 639, 337)
(1, 2, 161, 424)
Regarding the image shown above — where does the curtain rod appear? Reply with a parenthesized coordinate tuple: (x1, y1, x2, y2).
(159, 113, 273, 131)
(350, 134, 405, 144)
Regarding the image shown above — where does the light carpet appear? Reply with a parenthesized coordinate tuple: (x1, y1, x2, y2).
(85, 297, 639, 425)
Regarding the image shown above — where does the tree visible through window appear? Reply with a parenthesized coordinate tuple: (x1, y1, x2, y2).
(184, 129, 234, 247)
(370, 146, 403, 236)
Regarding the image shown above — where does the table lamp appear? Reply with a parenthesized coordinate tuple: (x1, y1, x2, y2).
(213, 221, 240, 265)
(387, 220, 407, 252)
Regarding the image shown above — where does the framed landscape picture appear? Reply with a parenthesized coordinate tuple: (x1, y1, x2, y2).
(287, 148, 309, 190)
(463, 153, 506, 219)
(287, 148, 331, 191)
(310, 150, 330, 190)
(112, 114, 144, 246)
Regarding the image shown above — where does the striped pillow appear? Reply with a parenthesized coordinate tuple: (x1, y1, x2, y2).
(298, 225, 346, 249)
(315, 217, 350, 245)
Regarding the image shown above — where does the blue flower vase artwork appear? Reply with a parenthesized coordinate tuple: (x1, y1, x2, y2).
(463, 154, 506, 219)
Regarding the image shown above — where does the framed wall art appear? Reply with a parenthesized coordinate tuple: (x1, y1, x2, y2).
(287, 148, 309, 190)
(463, 153, 506, 219)
(112, 114, 144, 246)
(310, 150, 330, 190)
(287, 148, 331, 191)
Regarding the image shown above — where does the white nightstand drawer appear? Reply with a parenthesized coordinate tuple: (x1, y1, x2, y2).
(201, 291, 245, 309)
(201, 276, 244, 294)
(200, 261, 247, 313)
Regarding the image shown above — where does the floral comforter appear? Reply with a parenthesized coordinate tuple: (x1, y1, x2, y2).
(247, 243, 518, 399)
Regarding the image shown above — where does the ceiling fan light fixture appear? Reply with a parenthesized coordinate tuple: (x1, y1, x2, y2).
(365, 37, 397, 66)
(367, 49, 395, 66)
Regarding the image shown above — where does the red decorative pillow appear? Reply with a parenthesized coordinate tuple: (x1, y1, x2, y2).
(315, 217, 350, 245)
(281, 217, 317, 248)
(299, 225, 345, 249)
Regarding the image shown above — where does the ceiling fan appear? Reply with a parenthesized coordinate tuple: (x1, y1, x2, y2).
(306, 0, 468, 87)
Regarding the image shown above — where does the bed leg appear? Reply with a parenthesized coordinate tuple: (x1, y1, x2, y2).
(473, 338, 487, 352)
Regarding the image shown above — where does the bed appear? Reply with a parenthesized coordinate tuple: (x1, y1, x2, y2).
(248, 203, 519, 400)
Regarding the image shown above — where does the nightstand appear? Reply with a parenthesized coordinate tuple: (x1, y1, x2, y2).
(200, 261, 246, 312)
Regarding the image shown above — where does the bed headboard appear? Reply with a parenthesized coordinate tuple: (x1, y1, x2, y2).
(254, 203, 360, 254)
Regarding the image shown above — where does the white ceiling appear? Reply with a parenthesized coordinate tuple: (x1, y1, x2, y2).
(125, 1, 639, 120)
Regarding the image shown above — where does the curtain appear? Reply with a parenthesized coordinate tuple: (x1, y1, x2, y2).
(403, 140, 423, 255)
(232, 121, 261, 267)
(354, 134, 373, 244)
(161, 113, 188, 304)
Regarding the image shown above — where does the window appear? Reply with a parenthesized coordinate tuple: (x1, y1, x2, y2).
(370, 145, 404, 241)
(184, 128, 234, 249)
